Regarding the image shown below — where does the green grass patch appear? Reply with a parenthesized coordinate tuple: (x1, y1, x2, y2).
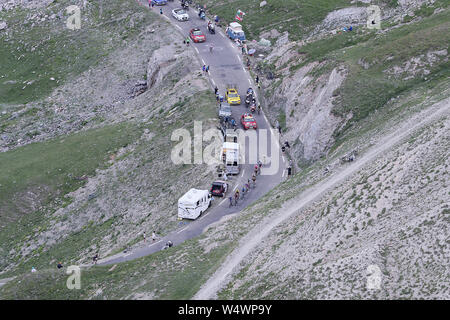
(0, 123, 140, 227)
(0, 0, 154, 105)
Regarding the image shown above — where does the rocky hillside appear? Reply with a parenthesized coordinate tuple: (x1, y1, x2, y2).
(0, 0, 218, 275)
(0, 0, 448, 300)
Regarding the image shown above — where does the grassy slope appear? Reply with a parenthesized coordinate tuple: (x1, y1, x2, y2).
(196, 0, 400, 41)
(281, 4, 449, 144)
(1, 1, 449, 299)
(1, 79, 447, 298)
(0, 0, 153, 105)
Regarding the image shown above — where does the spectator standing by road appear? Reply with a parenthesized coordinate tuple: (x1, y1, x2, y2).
(206, 65, 210, 73)
(152, 231, 157, 242)
(143, 231, 146, 243)
(160, 8, 163, 15)
(202, 65, 206, 72)
(93, 253, 99, 265)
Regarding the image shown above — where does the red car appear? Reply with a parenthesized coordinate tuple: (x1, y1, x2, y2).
(241, 113, 257, 130)
(189, 28, 206, 43)
(210, 180, 228, 197)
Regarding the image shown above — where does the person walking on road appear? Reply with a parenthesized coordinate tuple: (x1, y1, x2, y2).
(152, 231, 157, 242)
(206, 65, 210, 73)
(160, 8, 163, 15)
(255, 75, 259, 84)
(209, 44, 214, 53)
(214, 86, 218, 95)
(229, 196, 233, 207)
(252, 173, 256, 187)
(143, 231, 146, 243)
(202, 65, 206, 72)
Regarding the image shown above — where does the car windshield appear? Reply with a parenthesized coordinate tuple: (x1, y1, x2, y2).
(244, 117, 254, 122)
(212, 184, 222, 190)
(193, 31, 203, 36)
(221, 105, 231, 112)
(228, 93, 238, 98)
(177, 10, 186, 14)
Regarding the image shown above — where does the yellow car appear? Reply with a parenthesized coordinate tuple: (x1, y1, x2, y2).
(225, 88, 241, 105)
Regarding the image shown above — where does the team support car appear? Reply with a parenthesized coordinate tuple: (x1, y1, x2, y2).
(172, 8, 189, 21)
(241, 113, 257, 130)
(225, 87, 241, 105)
(151, 0, 167, 5)
(218, 102, 232, 118)
(210, 180, 228, 197)
(189, 28, 206, 43)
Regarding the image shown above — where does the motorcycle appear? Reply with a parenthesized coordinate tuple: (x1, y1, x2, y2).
(250, 104, 256, 113)
(199, 11, 206, 20)
(208, 23, 215, 34)
(245, 98, 250, 108)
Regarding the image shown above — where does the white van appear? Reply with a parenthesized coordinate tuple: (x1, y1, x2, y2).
(222, 142, 240, 174)
(178, 188, 212, 220)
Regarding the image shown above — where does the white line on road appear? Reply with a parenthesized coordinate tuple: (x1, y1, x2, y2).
(177, 227, 187, 234)
(248, 79, 251, 84)
(195, 47, 199, 54)
(282, 169, 285, 177)
(211, 78, 216, 86)
(201, 58, 206, 65)
(241, 168, 245, 177)
(175, 25, 182, 31)
(237, 55, 241, 62)
(219, 198, 227, 206)
(242, 66, 246, 72)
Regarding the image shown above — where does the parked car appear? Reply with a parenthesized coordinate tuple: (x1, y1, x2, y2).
(218, 102, 232, 118)
(172, 8, 189, 21)
(189, 28, 206, 42)
(241, 113, 257, 130)
(226, 22, 246, 41)
(210, 180, 228, 197)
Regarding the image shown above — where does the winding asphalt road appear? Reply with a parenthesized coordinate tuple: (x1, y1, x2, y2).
(98, 1, 287, 266)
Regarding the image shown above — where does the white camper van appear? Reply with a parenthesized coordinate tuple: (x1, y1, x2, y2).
(178, 188, 212, 220)
(222, 142, 240, 175)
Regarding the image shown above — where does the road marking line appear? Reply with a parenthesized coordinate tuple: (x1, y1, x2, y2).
(177, 227, 187, 234)
(248, 79, 251, 84)
(195, 47, 199, 54)
(282, 156, 286, 163)
(211, 78, 216, 86)
(201, 58, 206, 64)
(242, 66, 246, 72)
(237, 55, 241, 62)
(219, 198, 227, 205)
(241, 168, 245, 177)
(282, 169, 285, 177)
(175, 25, 182, 30)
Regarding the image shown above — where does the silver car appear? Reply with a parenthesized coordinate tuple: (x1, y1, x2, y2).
(172, 8, 189, 21)
(218, 102, 232, 118)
